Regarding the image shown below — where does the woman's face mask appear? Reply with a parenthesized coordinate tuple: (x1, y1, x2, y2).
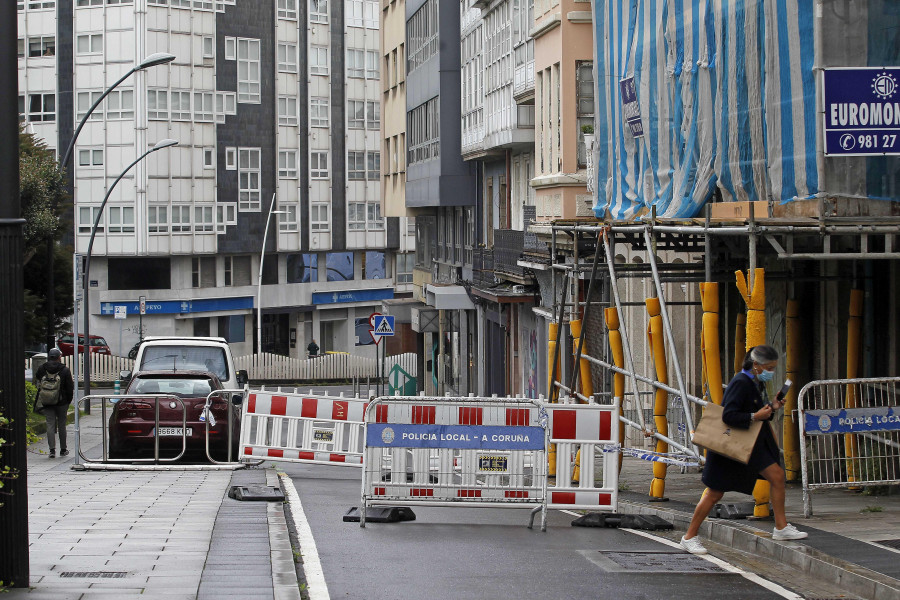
(758, 369, 775, 382)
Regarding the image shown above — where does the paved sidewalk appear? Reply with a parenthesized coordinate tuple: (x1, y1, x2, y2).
(4, 409, 301, 600)
(616, 456, 900, 599)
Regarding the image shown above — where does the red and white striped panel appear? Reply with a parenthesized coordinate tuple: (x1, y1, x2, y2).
(367, 485, 540, 503)
(365, 399, 540, 428)
(246, 391, 368, 422)
(242, 447, 363, 465)
(547, 406, 614, 443)
(548, 489, 614, 509)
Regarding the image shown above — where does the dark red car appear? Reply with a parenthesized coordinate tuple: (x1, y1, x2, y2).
(57, 333, 111, 357)
(108, 371, 242, 461)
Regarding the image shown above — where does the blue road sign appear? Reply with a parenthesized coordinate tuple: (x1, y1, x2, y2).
(372, 315, 395, 337)
(823, 67, 900, 156)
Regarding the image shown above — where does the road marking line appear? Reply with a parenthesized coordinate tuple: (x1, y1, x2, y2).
(279, 472, 331, 600)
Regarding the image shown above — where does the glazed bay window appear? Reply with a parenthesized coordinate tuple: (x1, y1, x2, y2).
(171, 205, 192, 233)
(277, 42, 297, 73)
(78, 147, 103, 167)
(576, 60, 595, 168)
(366, 100, 380, 130)
(407, 96, 439, 164)
(194, 206, 214, 232)
(347, 151, 365, 181)
(171, 91, 191, 120)
(215, 91, 236, 122)
(76, 33, 102, 55)
(194, 91, 214, 121)
(76, 91, 101, 121)
(310, 46, 328, 76)
(406, 0, 437, 73)
(148, 89, 168, 119)
(78, 206, 102, 234)
(278, 96, 298, 126)
(347, 49, 364, 78)
(367, 201, 383, 228)
(238, 148, 261, 211)
(216, 203, 237, 233)
(348, 202, 365, 230)
(107, 206, 134, 233)
(106, 89, 134, 120)
(309, 0, 327, 23)
(348, 100, 365, 129)
(28, 93, 55, 122)
(366, 50, 379, 79)
(28, 36, 55, 57)
(279, 204, 298, 232)
(237, 38, 261, 103)
(278, 150, 297, 178)
(277, 0, 296, 19)
(310, 151, 328, 179)
(366, 151, 380, 181)
(310, 203, 329, 231)
(148, 206, 168, 233)
(310, 97, 329, 127)
(397, 252, 414, 284)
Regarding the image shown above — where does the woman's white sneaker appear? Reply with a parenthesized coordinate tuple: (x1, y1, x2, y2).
(772, 523, 808, 541)
(680, 535, 708, 555)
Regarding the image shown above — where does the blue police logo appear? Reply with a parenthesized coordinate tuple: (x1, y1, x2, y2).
(817, 415, 832, 433)
(381, 427, 395, 444)
(872, 72, 897, 100)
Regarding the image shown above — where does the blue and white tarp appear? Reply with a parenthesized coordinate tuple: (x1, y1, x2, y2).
(593, 0, 819, 219)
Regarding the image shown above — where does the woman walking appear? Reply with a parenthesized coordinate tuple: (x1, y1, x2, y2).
(681, 345, 807, 554)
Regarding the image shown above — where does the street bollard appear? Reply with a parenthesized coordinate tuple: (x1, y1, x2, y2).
(114, 380, 120, 395)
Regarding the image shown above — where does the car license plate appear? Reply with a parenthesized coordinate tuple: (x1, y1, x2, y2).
(477, 454, 509, 473)
(156, 427, 192, 436)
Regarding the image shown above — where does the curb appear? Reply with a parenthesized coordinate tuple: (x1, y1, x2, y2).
(268, 469, 303, 600)
(618, 499, 900, 600)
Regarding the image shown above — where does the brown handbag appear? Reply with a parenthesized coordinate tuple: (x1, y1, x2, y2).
(691, 402, 762, 464)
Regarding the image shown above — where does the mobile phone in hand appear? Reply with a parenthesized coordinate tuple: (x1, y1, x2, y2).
(776, 379, 792, 401)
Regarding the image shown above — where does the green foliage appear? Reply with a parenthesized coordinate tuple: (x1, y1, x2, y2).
(19, 127, 66, 262)
(581, 124, 595, 135)
(861, 505, 884, 513)
(0, 408, 20, 509)
(23, 243, 73, 344)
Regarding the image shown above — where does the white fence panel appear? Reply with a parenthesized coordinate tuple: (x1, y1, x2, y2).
(234, 352, 417, 383)
(27, 355, 134, 384)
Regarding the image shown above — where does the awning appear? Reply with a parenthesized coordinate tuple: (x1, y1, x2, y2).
(424, 284, 475, 310)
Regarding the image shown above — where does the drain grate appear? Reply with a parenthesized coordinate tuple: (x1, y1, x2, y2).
(59, 571, 129, 579)
(875, 538, 900, 550)
(595, 552, 725, 573)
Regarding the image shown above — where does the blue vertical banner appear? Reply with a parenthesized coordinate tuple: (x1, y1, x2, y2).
(619, 77, 644, 137)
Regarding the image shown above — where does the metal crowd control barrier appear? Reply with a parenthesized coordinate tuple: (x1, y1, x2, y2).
(239, 390, 369, 466)
(75, 394, 187, 466)
(360, 396, 550, 529)
(202, 388, 249, 465)
(798, 377, 900, 517)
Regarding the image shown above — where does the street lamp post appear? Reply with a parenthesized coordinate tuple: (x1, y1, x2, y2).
(257, 192, 287, 356)
(82, 139, 177, 401)
(47, 52, 176, 353)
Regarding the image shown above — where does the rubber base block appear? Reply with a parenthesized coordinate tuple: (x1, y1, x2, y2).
(228, 485, 286, 501)
(343, 506, 417, 523)
(571, 512, 673, 530)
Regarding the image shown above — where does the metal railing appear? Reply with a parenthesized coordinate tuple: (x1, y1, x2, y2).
(798, 377, 900, 517)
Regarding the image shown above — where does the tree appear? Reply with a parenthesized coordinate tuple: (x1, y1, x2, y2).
(19, 127, 71, 346)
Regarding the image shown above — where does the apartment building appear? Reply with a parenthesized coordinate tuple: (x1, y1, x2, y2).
(17, 0, 415, 358)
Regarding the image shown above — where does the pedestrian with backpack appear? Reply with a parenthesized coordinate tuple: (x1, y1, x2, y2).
(33, 348, 75, 458)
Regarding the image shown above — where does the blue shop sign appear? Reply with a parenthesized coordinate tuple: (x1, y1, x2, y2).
(804, 407, 900, 435)
(366, 424, 545, 451)
(312, 288, 394, 305)
(101, 296, 254, 316)
(823, 67, 900, 156)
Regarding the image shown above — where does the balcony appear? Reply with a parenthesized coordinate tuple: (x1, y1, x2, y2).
(472, 248, 496, 289)
(513, 60, 535, 103)
(493, 229, 525, 279)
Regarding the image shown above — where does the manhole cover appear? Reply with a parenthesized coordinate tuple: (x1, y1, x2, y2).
(875, 538, 900, 550)
(595, 552, 725, 573)
(59, 572, 128, 579)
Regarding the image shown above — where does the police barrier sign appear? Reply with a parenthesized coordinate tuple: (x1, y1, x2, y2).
(366, 423, 545, 451)
(823, 67, 900, 156)
(804, 406, 900, 435)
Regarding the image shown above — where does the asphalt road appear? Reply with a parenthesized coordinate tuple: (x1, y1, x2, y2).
(280, 462, 790, 600)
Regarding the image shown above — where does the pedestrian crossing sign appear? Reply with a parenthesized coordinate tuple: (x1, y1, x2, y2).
(372, 315, 395, 337)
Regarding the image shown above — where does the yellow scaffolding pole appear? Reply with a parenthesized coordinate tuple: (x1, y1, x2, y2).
(646, 298, 669, 500)
(605, 307, 627, 473)
(733, 313, 747, 375)
(700, 283, 723, 406)
(784, 299, 802, 481)
(844, 289, 864, 484)
(548, 321, 560, 476)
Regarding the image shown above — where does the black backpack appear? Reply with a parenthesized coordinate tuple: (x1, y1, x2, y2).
(37, 371, 62, 407)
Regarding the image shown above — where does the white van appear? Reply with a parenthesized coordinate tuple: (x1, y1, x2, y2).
(123, 336, 248, 389)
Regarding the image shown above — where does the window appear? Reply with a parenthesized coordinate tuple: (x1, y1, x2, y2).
(407, 0, 438, 73)
(225, 147, 236, 170)
(367, 151, 380, 181)
(78, 206, 103, 234)
(310, 203, 329, 231)
(76, 90, 102, 121)
(277, 43, 297, 73)
(310, 46, 328, 76)
(238, 148, 261, 211)
(278, 96, 298, 126)
(310, 151, 328, 179)
(396, 253, 414, 284)
(76, 33, 102, 55)
(17, 39, 24, 59)
(192, 257, 216, 288)
(203, 148, 215, 169)
(309, 0, 327, 23)
(347, 151, 365, 181)
(148, 206, 168, 233)
(407, 96, 440, 165)
(310, 97, 329, 128)
(106, 89, 134, 119)
(278, 150, 297, 178)
(346, 0, 377, 28)
(78, 147, 103, 167)
(148, 89, 168, 120)
(576, 60, 595, 168)
(194, 92, 214, 121)
(216, 203, 236, 233)
(348, 202, 365, 230)
(202, 36, 214, 58)
(224, 36, 236, 60)
(237, 38, 260, 103)
(29, 0, 56, 8)
(364, 251, 385, 279)
(28, 93, 55, 122)
(368, 202, 384, 229)
(171, 205, 192, 233)
(366, 101, 380, 130)
(366, 50, 379, 79)
(108, 206, 135, 233)
(277, 0, 296, 19)
(215, 91, 236, 122)
(287, 253, 317, 283)
(170, 91, 191, 120)
(347, 49, 364, 78)
(278, 204, 298, 232)
(348, 100, 365, 129)
(224, 255, 252, 286)
(194, 206, 214, 232)
(28, 36, 55, 57)
(326, 252, 354, 281)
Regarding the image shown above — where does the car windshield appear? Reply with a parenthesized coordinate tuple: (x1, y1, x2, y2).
(140, 346, 229, 381)
(131, 377, 213, 398)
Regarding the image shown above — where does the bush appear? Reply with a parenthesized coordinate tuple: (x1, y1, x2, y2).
(581, 124, 594, 135)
